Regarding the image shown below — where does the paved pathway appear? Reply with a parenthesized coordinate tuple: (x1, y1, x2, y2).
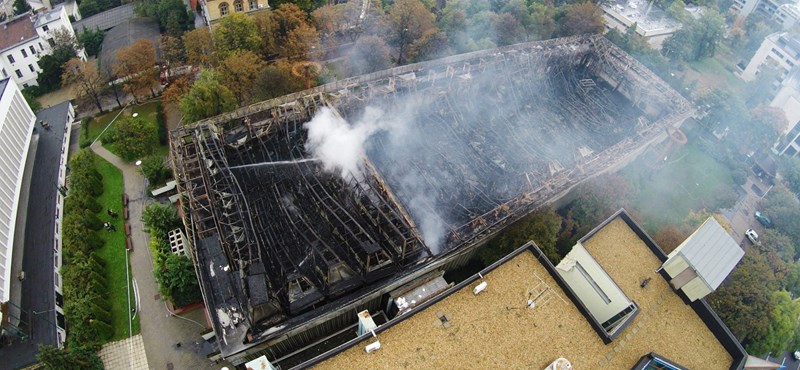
(98, 334, 149, 369)
(90, 143, 214, 370)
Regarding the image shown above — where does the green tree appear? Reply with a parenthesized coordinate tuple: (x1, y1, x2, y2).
(64, 193, 102, 215)
(780, 156, 800, 195)
(21, 88, 41, 112)
(139, 155, 171, 186)
(37, 34, 78, 93)
(110, 115, 159, 161)
(179, 69, 236, 123)
(154, 254, 201, 306)
(528, 3, 556, 41)
(708, 250, 778, 346)
(662, 10, 725, 61)
(37, 345, 104, 370)
(13, 0, 31, 15)
(746, 291, 800, 355)
(136, 0, 194, 35)
(213, 13, 262, 59)
(78, 27, 105, 57)
(493, 12, 524, 46)
(666, 0, 686, 22)
(142, 202, 181, 238)
(762, 185, 800, 242)
(409, 29, 451, 63)
(479, 207, 562, 264)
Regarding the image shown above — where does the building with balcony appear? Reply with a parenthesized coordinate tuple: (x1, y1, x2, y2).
(0, 7, 85, 88)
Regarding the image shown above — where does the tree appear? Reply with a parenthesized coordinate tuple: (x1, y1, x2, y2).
(746, 291, 800, 355)
(253, 62, 306, 101)
(762, 185, 800, 242)
(139, 155, 171, 186)
(388, 0, 435, 64)
(780, 156, 800, 196)
(213, 13, 262, 59)
(346, 36, 392, 75)
(408, 29, 451, 63)
(113, 39, 158, 102)
(110, 115, 159, 161)
(652, 225, 688, 254)
(708, 250, 778, 346)
(21, 88, 41, 112)
(37, 345, 104, 370)
(183, 28, 217, 67)
(556, 3, 604, 37)
(142, 202, 182, 238)
(180, 69, 236, 123)
(78, 27, 105, 57)
(37, 29, 80, 93)
(162, 75, 192, 104)
(666, 0, 687, 22)
(62, 58, 106, 113)
(662, 10, 725, 61)
(218, 51, 266, 105)
(282, 23, 321, 60)
(493, 13, 524, 46)
(13, 0, 31, 15)
(528, 3, 556, 41)
(479, 207, 563, 265)
(154, 254, 201, 307)
(160, 34, 186, 78)
(136, 0, 194, 35)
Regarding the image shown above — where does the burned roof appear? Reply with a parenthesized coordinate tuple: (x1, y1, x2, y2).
(170, 34, 694, 360)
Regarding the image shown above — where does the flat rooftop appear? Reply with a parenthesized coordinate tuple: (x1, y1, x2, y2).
(602, 0, 682, 33)
(315, 215, 741, 369)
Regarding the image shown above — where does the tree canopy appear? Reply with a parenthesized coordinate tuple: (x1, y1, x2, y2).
(213, 13, 262, 59)
(179, 69, 237, 123)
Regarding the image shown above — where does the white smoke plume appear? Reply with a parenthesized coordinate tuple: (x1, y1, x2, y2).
(304, 104, 447, 253)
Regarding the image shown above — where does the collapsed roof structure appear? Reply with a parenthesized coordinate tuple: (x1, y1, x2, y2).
(169, 34, 694, 364)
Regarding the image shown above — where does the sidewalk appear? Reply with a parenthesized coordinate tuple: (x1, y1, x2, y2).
(90, 142, 214, 370)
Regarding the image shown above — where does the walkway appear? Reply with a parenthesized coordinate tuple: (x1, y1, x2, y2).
(98, 334, 149, 369)
(90, 142, 214, 370)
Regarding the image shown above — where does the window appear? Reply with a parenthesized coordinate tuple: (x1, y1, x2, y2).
(234, 0, 243, 12)
(15, 69, 22, 78)
(38, 42, 42, 50)
(21, 49, 27, 58)
(22, 83, 28, 88)
(7, 55, 15, 64)
(219, 2, 229, 16)
(42, 25, 49, 32)
(249, 0, 257, 9)
(28, 64, 34, 72)
(47, 39, 55, 47)
(29, 46, 35, 55)
(1, 69, 6, 77)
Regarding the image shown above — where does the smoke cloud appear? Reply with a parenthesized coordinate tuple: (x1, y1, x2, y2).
(304, 102, 448, 252)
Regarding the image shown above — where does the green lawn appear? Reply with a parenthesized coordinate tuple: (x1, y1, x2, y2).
(623, 142, 735, 232)
(93, 156, 140, 341)
(686, 57, 747, 96)
(84, 100, 167, 162)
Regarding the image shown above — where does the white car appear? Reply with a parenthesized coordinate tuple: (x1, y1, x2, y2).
(745, 229, 759, 244)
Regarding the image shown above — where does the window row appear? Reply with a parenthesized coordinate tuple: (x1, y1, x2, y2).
(219, 0, 259, 16)
(6, 44, 44, 64)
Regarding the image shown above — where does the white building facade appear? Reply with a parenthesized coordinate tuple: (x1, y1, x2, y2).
(0, 7, 85, 89)
(0, 78, 36, 304)
(740, 32, 800, 83)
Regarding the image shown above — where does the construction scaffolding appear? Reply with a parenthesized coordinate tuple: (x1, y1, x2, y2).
(170, 34, 693, 360)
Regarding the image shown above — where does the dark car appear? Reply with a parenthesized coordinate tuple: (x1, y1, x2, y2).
(755, 211, 773, 228)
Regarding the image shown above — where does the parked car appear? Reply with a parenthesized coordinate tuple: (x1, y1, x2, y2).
(754, 211, 773, 228)
(745, 229, 759, 244)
